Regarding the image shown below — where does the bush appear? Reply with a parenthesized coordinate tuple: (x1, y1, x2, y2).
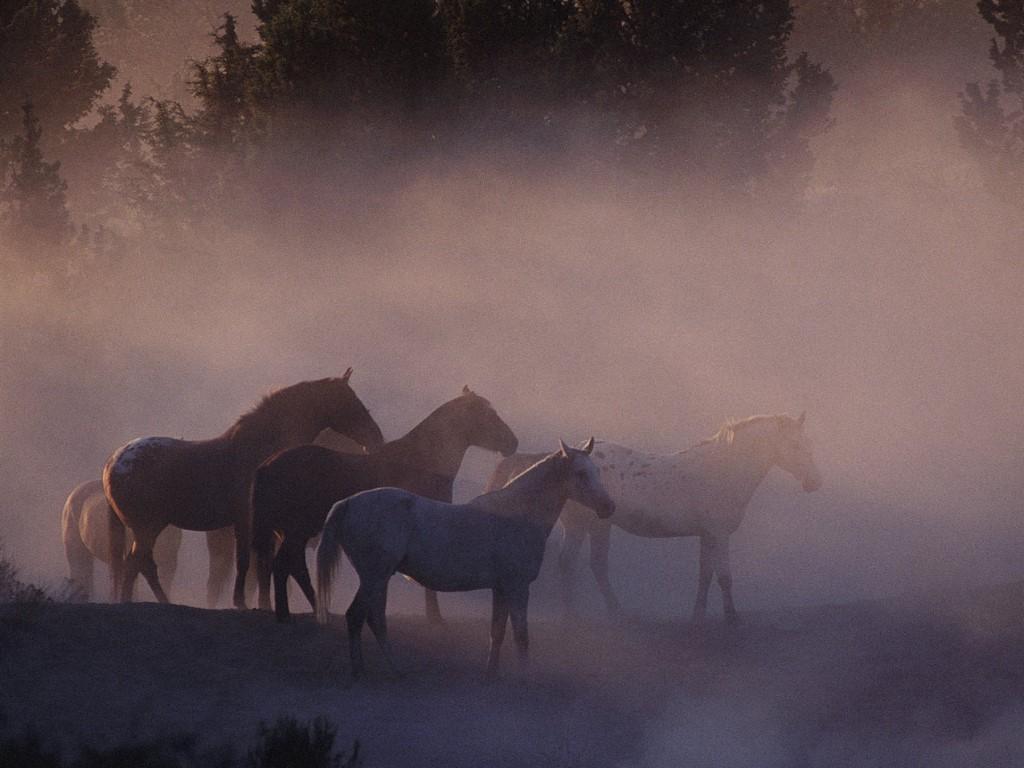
(0, 719, 362, 768)
(248, 717, 361, 768)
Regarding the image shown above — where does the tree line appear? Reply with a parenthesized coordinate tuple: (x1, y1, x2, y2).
(2, 0, 1023, 269)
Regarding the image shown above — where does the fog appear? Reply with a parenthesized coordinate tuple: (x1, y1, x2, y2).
(4, 6, 1024, 765)
(4, 103, 1023, 614)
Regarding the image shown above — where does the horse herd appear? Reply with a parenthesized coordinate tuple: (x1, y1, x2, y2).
(60, 372, 822, 678)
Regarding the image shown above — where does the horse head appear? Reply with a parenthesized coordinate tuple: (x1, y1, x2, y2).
(772, 412, 822, 492)
(557, 437, 615, 518)
(458, 386, 519, 457)
(324, 369, 384, 451)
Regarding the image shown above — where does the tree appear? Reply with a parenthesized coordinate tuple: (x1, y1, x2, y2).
(191, 14, 261, 149)
(1, 101, 73, 248)
(0, 1, 114, 143)
(958, 0, 1024, 202)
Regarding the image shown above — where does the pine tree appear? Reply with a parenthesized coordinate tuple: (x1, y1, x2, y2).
(958, 0, 1024, 202)
(1, 101, 72, 248)
(0, 1, 115, 143)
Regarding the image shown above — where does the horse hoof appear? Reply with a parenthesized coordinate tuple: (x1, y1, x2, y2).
(275, 613, 292, 624)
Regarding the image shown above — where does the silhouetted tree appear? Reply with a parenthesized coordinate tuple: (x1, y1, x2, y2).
(191, 14, 261, 149)
(958, 0, 1024, 202)
(1, 101, 73, 249)
(0, 1, 114, 143)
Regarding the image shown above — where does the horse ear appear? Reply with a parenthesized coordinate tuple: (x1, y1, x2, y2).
(797, 411, 806, 428)
(341, 367, 353, 383)
(558, 439, 570, 458)
(580, 436, 595, 454)
(462, 385, 471, 395)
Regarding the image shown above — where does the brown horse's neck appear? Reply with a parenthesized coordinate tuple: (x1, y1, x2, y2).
(223, 400, 332, 469)
(379, 403, 472, 480)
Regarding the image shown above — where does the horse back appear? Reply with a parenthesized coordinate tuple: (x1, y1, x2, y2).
(105, 436, 240, 531)
(254, 444, 379, 537)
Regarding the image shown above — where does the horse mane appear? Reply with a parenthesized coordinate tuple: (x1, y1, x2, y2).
(227, 378, 343, 439)
(696, 414, 788, 449)
(504, 450, 558, 486)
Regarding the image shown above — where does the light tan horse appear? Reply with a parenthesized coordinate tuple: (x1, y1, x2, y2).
(61, 479, 181, 601)
(105, 372, 384, 606)
(487, 414, 822, 623)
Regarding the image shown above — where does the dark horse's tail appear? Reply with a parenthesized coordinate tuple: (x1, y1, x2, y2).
(250, 464, 277, 608)
(315, 498, 350, 626)
(104, 472, 126, 603)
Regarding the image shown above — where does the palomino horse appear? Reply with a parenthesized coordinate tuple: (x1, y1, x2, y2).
(316, 439, 614, 679)
(61, 479, 181, 601)
(252, 386, 518, 622)
(486, 414, 822, 623)
(104, 371, 384, 606)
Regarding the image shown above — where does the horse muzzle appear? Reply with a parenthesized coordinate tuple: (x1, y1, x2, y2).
(596, 500, 615, 519)
(499, 434, 519, 457)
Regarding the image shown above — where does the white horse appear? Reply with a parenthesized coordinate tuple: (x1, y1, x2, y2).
(61, 479, 182, 601)
(486, 414, 822, 623)
(316, 439, 614, 679)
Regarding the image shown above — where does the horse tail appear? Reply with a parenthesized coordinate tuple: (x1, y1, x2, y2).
(250, 466, 276, 595)
(315, 499, 349, 625)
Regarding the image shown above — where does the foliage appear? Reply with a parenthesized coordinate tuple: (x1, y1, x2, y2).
(247, 717, 361, 768)
(0, 101, 73, 251)
(0, 729, 62, 768)
(0, 1, 115, 143)
(0, 719, 358, 768)
(958, 0, 1024, 203)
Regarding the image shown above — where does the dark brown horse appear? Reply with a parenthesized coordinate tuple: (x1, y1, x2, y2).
(104, 371, 384, 606)
(252, 386, 519, 622)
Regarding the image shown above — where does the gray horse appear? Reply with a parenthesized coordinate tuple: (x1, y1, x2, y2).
(316, 438, 614, 679)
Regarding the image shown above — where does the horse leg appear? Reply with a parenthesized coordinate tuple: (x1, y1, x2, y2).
(365, 580, 402, 678)
(717, 536, 738, 625)
(153, 527, 180, 602)
(693, 534, 715, 623)
(138, 548, 170, 604)
(507, 586, 531, 670)
(486, 589, 510, 678)
(424, 589, 444, 625)
(589, 520, 621, 617)
(205, 527, 234, 608)
(232, 515, 252, 609)
(345, 587, 371, 679)
(558, 519, 585, 619)
(63, 521, 93, 602)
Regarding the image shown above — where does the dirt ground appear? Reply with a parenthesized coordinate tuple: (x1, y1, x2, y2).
(2, 582, 1024, 767)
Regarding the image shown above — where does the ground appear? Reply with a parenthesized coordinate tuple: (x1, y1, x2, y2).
(2, 582, 1023, 767)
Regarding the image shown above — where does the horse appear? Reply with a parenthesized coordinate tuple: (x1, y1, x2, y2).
(252, 386, 518, 622)
(316, 438, 614, 679)
(485, 413, 822, 624)
(201, 428, 365, 608)
(104, 370, 384, 607)
(61, 479, 182, 601)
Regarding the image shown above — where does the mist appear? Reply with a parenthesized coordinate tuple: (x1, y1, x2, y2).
(3, 1, 1024, 764)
